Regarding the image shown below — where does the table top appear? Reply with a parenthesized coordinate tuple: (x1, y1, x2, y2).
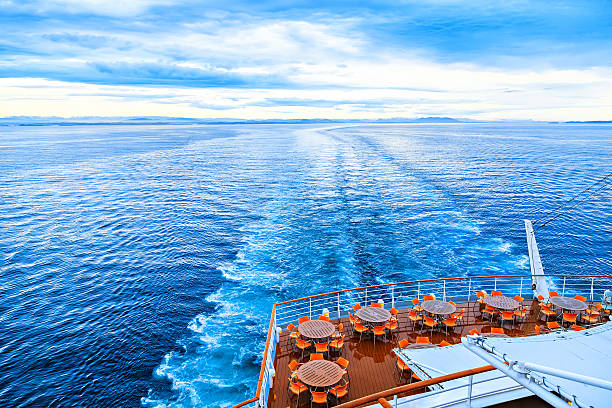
(297, 360, 345, 388)
(298, 320, 335, 339)
(355, 306, 391, 324)
(484, 295, 520, 310)
(421, 300, 456, 315)
(549, 296, 587, 311)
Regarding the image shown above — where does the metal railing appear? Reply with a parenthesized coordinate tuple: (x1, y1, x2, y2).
(232, 274, 611, 408)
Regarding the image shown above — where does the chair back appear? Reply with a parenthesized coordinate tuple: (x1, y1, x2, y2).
(319, 315, 330, 321)
(549, 291, 559, 297)
(448, 300, 456, 306)
(502, 311, 514, 319)
(535, 325, 541, 334)
(514, 295, 524, 302)
(424, 294, 435, 301)
(491, 290, 502, 296)
(287, 323, 295, 331)
(439, 340, 451, 347)
(476, 290, 487, 298)
(289, 360, 299, 371)
(337, 357, 349, 369)
(412, 298, 420, 305)
(398, 339, 409, 348)
(574, 295, 587, 302)
(337, 323, 343, 332)
(371, 302, 383, 308)
(390, 307, 399, 315)
(310, 353, 324, 361)
(469, 328, 479, 335)
(491, 327, 504, 334)
(298, 316, 309, 324)
(547, 321, 560, 329)
(311, 391, 328, 402)
(416, 336, 430, 344)
(353, 304, 361, 311)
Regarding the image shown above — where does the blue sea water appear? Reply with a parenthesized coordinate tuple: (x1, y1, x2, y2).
(0, 123, 610, 408)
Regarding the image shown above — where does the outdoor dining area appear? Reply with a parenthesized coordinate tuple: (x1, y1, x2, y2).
(278, 289, 610, 408)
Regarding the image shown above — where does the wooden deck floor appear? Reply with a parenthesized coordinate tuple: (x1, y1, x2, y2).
(267, 300, 607, 408)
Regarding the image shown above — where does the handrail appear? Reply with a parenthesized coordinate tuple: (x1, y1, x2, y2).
(274, 274, 610, 306)
(231, 397, 257, 408)
(334, 365, 495, 408)
(377, 398, 393, 408)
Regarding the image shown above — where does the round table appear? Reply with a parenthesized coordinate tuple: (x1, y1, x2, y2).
(298, 320, 335, 340)
(549, 296, 587, 311)
(355, 307, 391, 326)
(297, 360, 345, 388)
(421, 300, 456, 315)
(484, 295, 519, 310)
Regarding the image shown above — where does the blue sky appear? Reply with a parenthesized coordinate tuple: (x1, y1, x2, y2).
(1, 0, 611, 120)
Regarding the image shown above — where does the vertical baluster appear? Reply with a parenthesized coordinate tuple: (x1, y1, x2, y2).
(467, 374, 473, 407)
(365, 287, 368, 305)
(392, 286, 395, 309)
(590, 277, 594, 301)
(519, 277, 523, 297)
(309, 297, 312, 320)
(337, 292, 340, 319)
(443, 280, 446, 301)
(562, 277, 566, 296)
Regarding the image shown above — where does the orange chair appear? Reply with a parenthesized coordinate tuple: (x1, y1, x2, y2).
(348, 312, 357, 331)
(501, 311, 515, 328)
(586, 303, 603, 315)
(482, 305, 498, 321)
(315, 342, 329, 358)
(448, 300, 456, 306)
(549, 291, 559, 298)
(571, 324, 586, 331)
(385, 319, 399, 340)
(329, 380, 349, 403)
(424, 294, 436, 301)
(535, 325, 542, 335)
(539, 305, 556, 321)
(337, 356, 350, 380)
(423, 316, 438, 335)
(562, 312, 577, 327)
(329, 335, 345, 355)
(310, 353, 324, 361)
(491, 290, 502, 296)
(332, 323, 344, 339)
(408, 310, 422, 328)
(537, 294, 551, 308)
(390, 307, 399, 316)
(352, 304, 361, 311)
(491, 327, 504, 334)
(451, 308, 465, 321)
(398, 338, 409, 348)
(546, 321, 561, 330)
(574, 295, 587, 302)
(287, 323, 300, 348)
(353, 322, 370, 342)
(298, 316, 309, 324)
(416, 336, 430, 344)
(319, 315, 330, 321)
(296, 338, 312, 359)
(476, 290, 487, 312)
(441, 317, 457, 335)
(412, 298, 424, 313)
(394, 352, 410, 381)
(514, 295, 524, 303)
(288, 376, 308, 405)
(371, 302, 383, 308)
(372, 325, 387, 346)
(311, 390, 329, 407)
(582, 312, 600, 326)
(469, 328, 480, 336)
(514, 305, 528, 321)
(439, 340, 452, 347)
(289, 359, 300, 372)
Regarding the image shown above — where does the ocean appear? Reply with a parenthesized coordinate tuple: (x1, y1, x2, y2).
(0, 123, 610, 407)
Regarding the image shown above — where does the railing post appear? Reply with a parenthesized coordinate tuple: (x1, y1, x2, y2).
(562, 277, 566, 296)
(443, 280, 446, 301)
(519, 277, 523, 297)
(337, 293, 341, 319)
(392, 287, 395, 309)
(494, 277, 497, 291)
(467, 279, 471, 302)
(467, 374, 473, 407)
(309, 298, 312, 319)
(590, 277, 595, 301)
(417, 282, 421, 300)
(393, 394, 398, 408)
(365, 287, 368, 305)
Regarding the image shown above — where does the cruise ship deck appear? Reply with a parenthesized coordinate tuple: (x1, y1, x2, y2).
(232, 273, 612, 408)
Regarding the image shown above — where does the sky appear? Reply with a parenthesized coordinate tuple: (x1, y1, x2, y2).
(1, 0, 612, 120)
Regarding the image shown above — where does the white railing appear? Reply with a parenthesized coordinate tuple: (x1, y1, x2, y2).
(274, 275, 611, 328)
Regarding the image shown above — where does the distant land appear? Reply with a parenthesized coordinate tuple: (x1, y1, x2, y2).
(0, 116, 610, 126)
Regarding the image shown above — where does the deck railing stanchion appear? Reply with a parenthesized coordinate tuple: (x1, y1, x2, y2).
(417, 282, 421, 300)
(519, 277, 523, 297)
(494, 277, 497, 291)
(467, 374, 473, 407)
(590, 277, 594, 301)
(467, 279, 471, 302)
(562, 277, 566, 296)
(443, 280, 446, 301)
(391, 287, 395, 309)
(393, 394, 398, 408)
(309, 298, 312, 320)
(365, 287, 368, 305)
(337, 293, 341, 319)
